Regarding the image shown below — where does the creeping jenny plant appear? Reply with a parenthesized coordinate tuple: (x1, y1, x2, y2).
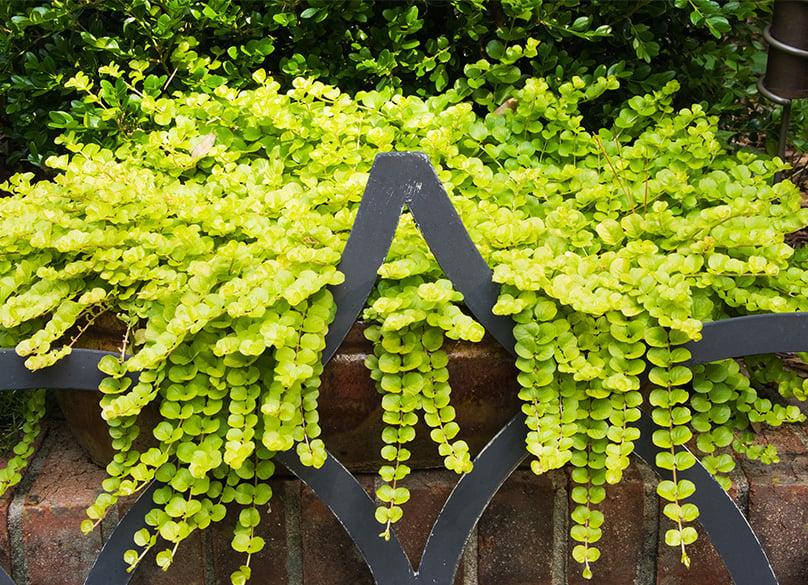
(1, 72, 808, 581)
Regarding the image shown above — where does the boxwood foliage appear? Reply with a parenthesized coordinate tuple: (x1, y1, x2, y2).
(2, 74, 807, 580)
(1, 0, 783, 173)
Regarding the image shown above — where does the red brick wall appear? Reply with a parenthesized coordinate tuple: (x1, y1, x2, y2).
(2, 419, 807, 585)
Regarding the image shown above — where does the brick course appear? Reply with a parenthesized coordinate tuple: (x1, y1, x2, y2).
(1, 418, 807, 584)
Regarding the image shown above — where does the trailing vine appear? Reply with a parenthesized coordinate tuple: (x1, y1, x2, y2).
(363, 276, 479, 538)
(0, 388, 46, 493)
(1, 71, 807, 581)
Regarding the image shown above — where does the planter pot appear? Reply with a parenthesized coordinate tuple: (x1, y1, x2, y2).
(56, 317, 521, 471)
(762, 0, 808, 99)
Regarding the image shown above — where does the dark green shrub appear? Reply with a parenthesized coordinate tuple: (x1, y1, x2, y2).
(1, 0, 790, 173)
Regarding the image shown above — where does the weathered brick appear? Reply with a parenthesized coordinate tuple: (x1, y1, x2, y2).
(10, 410, 808, 585)
(127, 531, 206, 585)
(22, 424, 107, 585)
(394, 468, 465, 584)
(0, 489, 11, 580)
(742, 426, 808, 585)
(655, 518, 732, 585)
(395, 469, 455, 565)
(313, 326, 521, 472)
(210, 479, 291, 585)
(0, 450, 14, 574)
(652, 452, 743, 585)
(748, 476, 808, 585)
(567, 462, 647, 585)
(300, 476, 374, 585)
(0, 418, 49, 579)
(477, 469, 555, 585)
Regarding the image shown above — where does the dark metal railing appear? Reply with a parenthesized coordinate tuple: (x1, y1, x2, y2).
(0, 152, 796, 584)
